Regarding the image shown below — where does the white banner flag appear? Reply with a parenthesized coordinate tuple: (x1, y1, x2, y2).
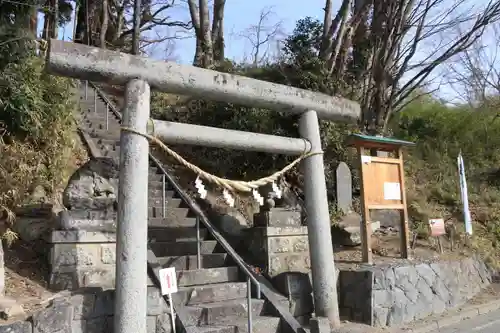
(457, 152, 472, 235)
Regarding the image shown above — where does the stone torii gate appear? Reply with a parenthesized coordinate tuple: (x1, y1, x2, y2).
(45, 39, 361, 333)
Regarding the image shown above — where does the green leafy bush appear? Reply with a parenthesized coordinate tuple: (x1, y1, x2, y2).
(393, 99, 500, 265)
(0, 56, 84, 242)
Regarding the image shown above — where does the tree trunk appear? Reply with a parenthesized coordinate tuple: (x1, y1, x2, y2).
(42, 11, 50, 40)
(188, 0, 225, 68)
(327, 0, 352, 73)
(211, 0, 226, 65)
(29, 7, 38, 36)
(51, 0, 59, 39)
(320, 0, 332, 59)
(199, 0, 213, 67)
(320, 0, 350, 62)
(100, 0, 109, 48)
(74, 0, 87, 44)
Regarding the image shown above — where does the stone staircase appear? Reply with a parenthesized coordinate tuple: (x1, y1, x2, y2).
(76, 83, 284, 333)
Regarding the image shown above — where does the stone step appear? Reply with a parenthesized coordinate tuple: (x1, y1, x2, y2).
(83, 124, 121, 134)
(83, 124, 121, 135)
(95, 138, 121, 147)
(82, 115, 120, 125)
(78, 104, 105, 115)
(81, 109, 118, 122)
(85, 117, 118, 126)
(185, 298, 265, 326)
(149, 240, 220, 257)
(148, 227, 207, 242)
(157, 254, 228, 270)
(149, 166, 160, 173)
(177, 267, 239, 287)
(149, 196, 182, 208)
(196, 316, 281, 333)
(148, 207, 190, 219)
(148, 173, 167, 181)
(177, 282, 247, 305)
(149, 180, 175, 189)
(149, 188, 176, 198)
(148, 216, 197, 228)
(87, 129, 120, 140)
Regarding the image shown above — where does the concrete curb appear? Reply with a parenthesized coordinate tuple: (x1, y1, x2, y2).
(401, 299, 500, 333)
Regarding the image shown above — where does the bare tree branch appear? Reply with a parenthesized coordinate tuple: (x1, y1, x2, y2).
(317, 0, 500, 133)
(237, 6, 285, 66)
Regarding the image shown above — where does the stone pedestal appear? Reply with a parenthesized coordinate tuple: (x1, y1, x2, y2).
(48, 157, 120, 291)
(48, 229, 117, 290)
(246, 225, 310, 277)
(247, 205, 315, 322)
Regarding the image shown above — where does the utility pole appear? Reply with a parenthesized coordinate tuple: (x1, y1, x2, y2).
(131, 0, 142, 54)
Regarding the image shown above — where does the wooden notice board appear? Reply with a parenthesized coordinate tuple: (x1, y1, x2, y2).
(348, 134, 415, 264)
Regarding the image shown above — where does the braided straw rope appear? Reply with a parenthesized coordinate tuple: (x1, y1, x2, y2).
(121, 122, 323, 193)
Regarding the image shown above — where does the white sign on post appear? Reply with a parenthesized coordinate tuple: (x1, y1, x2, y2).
(159, 267, 178, 333)
(159, 267, 178, 295)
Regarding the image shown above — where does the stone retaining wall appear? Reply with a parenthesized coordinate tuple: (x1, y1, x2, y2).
(0, 287, 171, 333)
(337, 256, 493, 327)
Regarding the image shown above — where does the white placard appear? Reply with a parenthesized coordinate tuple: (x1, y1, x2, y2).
(159, 267, 178, 295)
(361, 155, 372, 164)
(383, 182, 401, 200)
(159, 267, 178, 333)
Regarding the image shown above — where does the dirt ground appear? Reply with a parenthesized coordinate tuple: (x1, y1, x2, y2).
(333, 231, 470, 270)
(3, 239, 54, 319)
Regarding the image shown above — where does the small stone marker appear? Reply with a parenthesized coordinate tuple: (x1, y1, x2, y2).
(336, 162, 352, 213)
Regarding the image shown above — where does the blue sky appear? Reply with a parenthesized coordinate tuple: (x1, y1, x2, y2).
(49, 0, 335, 64)
(41, 0, 495, 102)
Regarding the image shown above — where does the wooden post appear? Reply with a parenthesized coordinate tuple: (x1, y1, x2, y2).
(357, 147, 373, 264)
(397, 148, 410, 259)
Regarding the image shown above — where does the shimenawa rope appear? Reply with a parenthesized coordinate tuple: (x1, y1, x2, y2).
(120, 122, 323, 193)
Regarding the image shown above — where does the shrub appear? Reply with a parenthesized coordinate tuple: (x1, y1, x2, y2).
(0, 56, 84, 243)
(392, 99, 500, 265)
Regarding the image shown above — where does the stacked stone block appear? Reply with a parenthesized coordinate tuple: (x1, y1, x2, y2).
(0, 287, 172, 333)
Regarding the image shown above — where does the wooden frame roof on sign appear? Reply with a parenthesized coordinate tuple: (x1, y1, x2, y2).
(347, 133, 415, 151)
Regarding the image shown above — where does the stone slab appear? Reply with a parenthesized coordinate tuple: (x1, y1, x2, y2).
(0, 286, 172, 333)
(336, 162, 352, 213)
(267, 235, 309, 254)
(273, 272, 312, 296)
(0, 321, 32, 333)
(51, 264, 158, 291)
(32, 299, 73, 333)
(58, 210, 117, 232)
(309, 317, 331, 333)
(253, 209, 302, 227)
(268, 253, 311, 277)
(48, 230, 117, 244)
(259, 226, 308, 237)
